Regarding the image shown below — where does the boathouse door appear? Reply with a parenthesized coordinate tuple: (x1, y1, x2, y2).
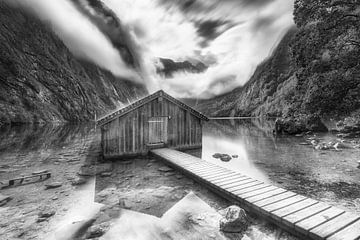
(148, 117, 168, 145)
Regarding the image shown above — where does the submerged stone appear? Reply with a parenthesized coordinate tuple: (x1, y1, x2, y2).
(45, 182, 62, 189)
(158, 166, 174, 172)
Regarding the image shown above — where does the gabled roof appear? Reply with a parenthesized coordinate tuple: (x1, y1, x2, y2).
(97, 90, 209, 126)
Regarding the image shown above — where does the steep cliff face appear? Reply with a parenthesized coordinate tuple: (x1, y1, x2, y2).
(196, 27, 298, 117)
(196, 0, 360, 120)
(0, 2, 147, 125)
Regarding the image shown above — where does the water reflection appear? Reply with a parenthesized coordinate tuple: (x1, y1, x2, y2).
(0, 124, 100, 240)
(202, 119, 360, 185)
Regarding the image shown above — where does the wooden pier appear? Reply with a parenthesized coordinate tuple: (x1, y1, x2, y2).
(150, 148, 360, 240)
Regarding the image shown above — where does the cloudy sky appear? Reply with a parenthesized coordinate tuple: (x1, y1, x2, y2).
(14, 0, 294, 98)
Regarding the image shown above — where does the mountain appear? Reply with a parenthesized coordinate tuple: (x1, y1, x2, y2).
(156, 58, 208, 78)
(0, 2, 147, 125)
(195, 0, 360, 121)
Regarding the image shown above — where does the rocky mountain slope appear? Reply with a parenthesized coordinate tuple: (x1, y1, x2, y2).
(0, 2, 146, 125)
(195, 0, 360, 122)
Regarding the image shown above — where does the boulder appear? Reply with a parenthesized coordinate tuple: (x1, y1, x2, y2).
(85, 222, 110, 238)
(219, 206, 248, 233)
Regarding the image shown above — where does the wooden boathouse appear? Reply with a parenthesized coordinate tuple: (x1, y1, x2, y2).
(97, 90, 208, 159)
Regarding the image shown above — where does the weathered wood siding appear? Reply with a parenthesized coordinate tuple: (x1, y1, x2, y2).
(101, 97, 203, 159)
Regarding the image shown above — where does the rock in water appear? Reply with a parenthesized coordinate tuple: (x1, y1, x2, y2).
(220, 154, 232, 162)
(219, 205, 248, 233)
(213, 153, 232, 162)
(212, 153, 222, 159)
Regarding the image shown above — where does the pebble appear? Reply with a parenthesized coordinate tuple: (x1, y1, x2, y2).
(158, 166, 174, 172)
(100, 172, 112, 177)
(45, 182, 62, 189)
(164, 172, 175, 177)
(38, 209, 56, 218)
(71, 177, 87, 186)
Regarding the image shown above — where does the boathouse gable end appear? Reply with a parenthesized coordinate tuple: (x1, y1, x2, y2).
(98, 90, 208, 159)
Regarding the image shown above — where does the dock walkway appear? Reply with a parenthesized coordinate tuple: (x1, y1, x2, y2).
(150, 148, 360, 240)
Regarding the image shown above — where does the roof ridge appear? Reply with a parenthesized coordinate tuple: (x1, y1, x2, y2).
(97, 90, 208, 126)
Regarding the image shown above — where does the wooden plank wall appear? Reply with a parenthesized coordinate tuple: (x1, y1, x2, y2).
(102, 97, 203, 158)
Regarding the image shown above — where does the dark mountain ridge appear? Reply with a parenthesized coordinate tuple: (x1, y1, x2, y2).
(0, 2, 147, 125)
(194, 0, 360, 123)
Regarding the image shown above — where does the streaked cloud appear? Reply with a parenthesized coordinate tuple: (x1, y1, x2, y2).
(9, 0, 295, 98)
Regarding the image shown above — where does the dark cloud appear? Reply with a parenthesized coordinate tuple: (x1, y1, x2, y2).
(158, 0, 276, 14)
(251, 15, 278, 32)
(195, 20, 235, 47)
(239, 0, 276, 8)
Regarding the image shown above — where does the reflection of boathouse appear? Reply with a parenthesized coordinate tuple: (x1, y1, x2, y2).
(97, 90, 209, 159)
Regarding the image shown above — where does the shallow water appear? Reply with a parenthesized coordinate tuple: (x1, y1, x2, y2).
(0, 124, 101, 239)
(0, 120, 359, 239)
(200, 119, 360, 213)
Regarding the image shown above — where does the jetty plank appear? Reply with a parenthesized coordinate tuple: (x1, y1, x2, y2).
(252, 191, 298, 209)
(213, 177, 253, 187)
(309, 212, 360, 240)
(245, 188, 287, 203)
(220, 179, 257, 189)
(207, 173, 244, 182)
(231, 183, 270, 195)
(195, 169, 231, 178)
(282, 202, 331, 228)
(262, 195, 307, 214)
(239, 185, 280, 199)
(270, 198, 318, 222)
(150, 148, 360, 240)
(327, 219, 360, 240)
(294, 207, 345, 236)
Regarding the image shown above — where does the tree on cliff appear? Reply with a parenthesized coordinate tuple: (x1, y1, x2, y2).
(294, 0, 360, 48)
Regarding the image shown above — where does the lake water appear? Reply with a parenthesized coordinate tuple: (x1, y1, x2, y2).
(0, 119, 359, 239)
(200, 119, 360, 214)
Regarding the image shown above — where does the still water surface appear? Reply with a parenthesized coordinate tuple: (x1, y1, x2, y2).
(0, 119, 359, 239)
(200, 119, 360, 214)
